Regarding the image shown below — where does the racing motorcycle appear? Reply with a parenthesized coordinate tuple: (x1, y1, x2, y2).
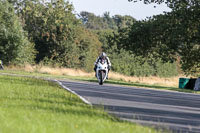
(96, 59, 108, 85)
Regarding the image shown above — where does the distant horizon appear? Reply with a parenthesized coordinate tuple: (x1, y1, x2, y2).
(69, 0, 171, 20)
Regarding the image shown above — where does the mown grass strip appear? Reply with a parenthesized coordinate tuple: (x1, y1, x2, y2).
(0, 75, 160, 133)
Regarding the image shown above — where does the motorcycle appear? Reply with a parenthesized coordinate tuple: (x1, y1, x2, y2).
(96, 59, 108, 85)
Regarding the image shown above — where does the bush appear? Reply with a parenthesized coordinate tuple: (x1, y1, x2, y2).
(155, 60, 178, 77)
(107, 47, 178, 77)
(0, 0, 35, 65)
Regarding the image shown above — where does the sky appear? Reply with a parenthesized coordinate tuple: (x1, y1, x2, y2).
(69, 0, 171, 20)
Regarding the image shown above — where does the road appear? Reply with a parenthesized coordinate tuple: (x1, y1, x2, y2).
(58, 80, 200, 133)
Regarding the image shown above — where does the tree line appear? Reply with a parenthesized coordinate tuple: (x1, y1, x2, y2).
(78, 11, 179, 77)
(0, 0, 199, 77)
(127, 0, 200, 75)
(1, 0, 102, 72)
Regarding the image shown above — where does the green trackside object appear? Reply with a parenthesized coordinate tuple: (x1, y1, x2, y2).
(179, 78, 190, 89)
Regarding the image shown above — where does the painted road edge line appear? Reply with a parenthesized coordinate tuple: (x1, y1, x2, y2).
(55, 80, 92, 105)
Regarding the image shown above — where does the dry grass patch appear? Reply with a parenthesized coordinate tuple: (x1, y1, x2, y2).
(39, 66, 94, 77)
(109, 71, 179, 87)
(7, 64, 180, 87)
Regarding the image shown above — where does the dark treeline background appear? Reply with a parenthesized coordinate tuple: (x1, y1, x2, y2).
(0, 0, 199, 77)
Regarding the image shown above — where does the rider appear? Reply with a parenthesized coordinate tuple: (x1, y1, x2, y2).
(94, 52, 111, 79)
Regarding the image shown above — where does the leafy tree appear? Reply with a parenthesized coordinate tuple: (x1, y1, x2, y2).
(127, 0, 200, 74)
(95, 29, 115, 51)
(76, 27, 102, 71)
(128, 0, 200, 9)
(0, 0, 35, 65)
(80, 11, 109, 30)
(79, 11, 136, 30)
(113, 15, 136, 28)
(10, 0, 102, 71)
(102, 12, 118, 30)
(20, 0, 78, 62)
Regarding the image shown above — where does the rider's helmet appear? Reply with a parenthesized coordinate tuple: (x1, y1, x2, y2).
(100, 52, 107, 59)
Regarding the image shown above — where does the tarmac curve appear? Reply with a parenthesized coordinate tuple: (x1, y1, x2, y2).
(58, 80, 200, 133)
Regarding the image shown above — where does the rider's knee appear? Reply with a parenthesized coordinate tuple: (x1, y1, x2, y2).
(94, 66, 97, 72)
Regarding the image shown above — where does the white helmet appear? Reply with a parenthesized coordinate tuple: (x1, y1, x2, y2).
(100, 52, 107, 58)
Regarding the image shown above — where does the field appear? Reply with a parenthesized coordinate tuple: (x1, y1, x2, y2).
(0, 74, 160, 133)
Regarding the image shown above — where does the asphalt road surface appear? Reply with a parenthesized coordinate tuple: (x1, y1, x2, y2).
(58, 80, 200, 133)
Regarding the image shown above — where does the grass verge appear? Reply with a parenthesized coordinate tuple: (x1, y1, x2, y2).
(1, 67, 199, 94)
(0, 75, 159, 133)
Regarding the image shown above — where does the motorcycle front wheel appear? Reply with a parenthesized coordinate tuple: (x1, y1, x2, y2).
(99, 71, 105, 85)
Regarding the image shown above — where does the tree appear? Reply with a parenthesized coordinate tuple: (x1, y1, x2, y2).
(113, 15, 136, 28)
(127, 0, 200, 74)
(10, 0, 102, 71)
(80, 11, 109, 30)
(0, 0, 35, 65)
(79, 11, 136, 30)
(128, 0, 200, 10)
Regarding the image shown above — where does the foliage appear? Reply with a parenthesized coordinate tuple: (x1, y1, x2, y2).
(113, 14, 136, 28)
(80, 10, 178, 77)
(8, 0, 102, 71)
(95, 29, 115, 51)
(0, 0, 183, 76)
(155, 60, 178, 77)
(108, 49, 154, 77)
(21, 0, 78, 62)
(128, 0, 200, 9)
(80, 11, 112, 30)
(124, 0, 200, 74)
(74, 27, 102, 72)
(79, 11, 136, 31)
(0, 0, 35, 65)
(105, 44, 178, 77)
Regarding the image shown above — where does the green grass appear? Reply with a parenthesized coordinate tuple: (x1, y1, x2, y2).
(0, 75, 160, 133)
(1, 69, 199, 94)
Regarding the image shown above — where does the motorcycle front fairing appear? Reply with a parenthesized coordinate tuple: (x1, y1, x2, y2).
(96, 60, 108, 84)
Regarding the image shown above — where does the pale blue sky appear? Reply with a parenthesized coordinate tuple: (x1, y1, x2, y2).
(69, 0, 171, 20)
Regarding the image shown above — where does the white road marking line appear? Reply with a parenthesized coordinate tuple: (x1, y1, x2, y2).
(55, 80, 92, 105)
